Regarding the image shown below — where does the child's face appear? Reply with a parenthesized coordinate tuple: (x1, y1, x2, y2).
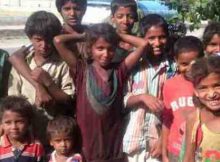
(176, 51, 199, 75)
(50, 133, 74, 156)
(205, 34, 220, 55)
(111, 6, 136, 34)
(60, 1, 86, 28)
(2, 111, 28, 141)
(144, 26, 167, 56)
(30, 35, 52, 58)
(195, 72, 220, 111)
(91, 37, 115, 68)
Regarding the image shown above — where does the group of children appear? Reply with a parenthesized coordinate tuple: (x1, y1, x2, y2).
(0, 0, 220, 162)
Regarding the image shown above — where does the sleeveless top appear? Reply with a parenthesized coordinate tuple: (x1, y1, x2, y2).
(191, 109, 220, 162)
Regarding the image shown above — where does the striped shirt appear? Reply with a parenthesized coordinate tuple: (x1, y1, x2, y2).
(0, 135, 44, 162)
(123, 56, 176, 154)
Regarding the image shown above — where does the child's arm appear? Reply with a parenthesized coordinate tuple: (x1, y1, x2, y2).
(8, 46, 52, 107)
(119, 33, 147, 71)
(162, 124, 170, 162)
(53, 33, 85, 69)
(126, 94, 164, 112)
(183, 112, 196, 162)
(31, 67, 71, 103)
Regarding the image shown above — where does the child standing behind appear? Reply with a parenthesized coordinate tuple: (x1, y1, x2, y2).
(47, 116, 82, 162)
(54, 23, 147, 162)
(110, 0, 138, 62)
(162, 36, 204, 162)
(0, 96, 44, 162)
(184, 56, 220, 162)
(203, 22, 220, 55)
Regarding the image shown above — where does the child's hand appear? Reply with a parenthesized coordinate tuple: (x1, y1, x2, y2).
(141, 94, 164, 112)
(35, 84, 52, 108)
(150, 138, 162, 159)
(31, 67, 53, 87)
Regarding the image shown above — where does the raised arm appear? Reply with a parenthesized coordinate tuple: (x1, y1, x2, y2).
(53, 33, 85, 68)
(119, 33, 147, 71)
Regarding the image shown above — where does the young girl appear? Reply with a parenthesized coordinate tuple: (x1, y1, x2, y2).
(0, 96, 44, 162)
(203, 22, 220, 55)
(162, 36, 204, 162)
(183, 55, 220, 162)
(53, 23, 147, 162)
(47, 116, 82, 162)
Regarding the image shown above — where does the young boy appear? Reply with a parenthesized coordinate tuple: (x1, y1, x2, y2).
(0, 49, 11, 98)
(110, 0, 138, 62)
(0, 95, 44, 162)
(123, 14, 176, 162)
(8, 0, 87, 106)
(47, 116, 82, 162)
(162, 36, 204, 162)
(8, 11, 73, 145)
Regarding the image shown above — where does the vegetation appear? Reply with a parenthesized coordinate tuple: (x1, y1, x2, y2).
(165, 0, 220, 30)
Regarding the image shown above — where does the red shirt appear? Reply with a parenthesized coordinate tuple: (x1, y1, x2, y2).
(162, 75, 195, 156)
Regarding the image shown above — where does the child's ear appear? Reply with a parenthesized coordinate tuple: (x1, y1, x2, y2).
(111, 14, 115, 24)
(194, 89, 199, 97)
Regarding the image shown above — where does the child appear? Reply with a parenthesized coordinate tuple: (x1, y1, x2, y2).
(54, 23, 147, 161)
(111, 0, 138, 35)
(110, 0, 138, 63)
(0, 96, 44, 162)
(162, 36, 204, 162)
(8, 11, 73, 146)
(8, 11, 73, 115)
(203, 21, 220, 55)
(123, 14, 176, 162)
(0, 49, 11, 98)
(8, 0, 87, 106)
(47, 116, 82, 162)
(183, 55, 220, 162)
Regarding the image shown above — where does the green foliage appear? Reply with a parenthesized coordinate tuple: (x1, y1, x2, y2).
(166, 0, 220, 30)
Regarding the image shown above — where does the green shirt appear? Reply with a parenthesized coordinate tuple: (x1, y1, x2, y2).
(0, 49, 11, 98)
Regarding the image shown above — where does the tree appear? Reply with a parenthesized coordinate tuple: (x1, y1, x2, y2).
(166, 0, 220, 30)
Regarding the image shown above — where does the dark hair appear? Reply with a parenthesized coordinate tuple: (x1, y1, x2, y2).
(0, 96, 34, 124)
(191, 56, 220, 107)
(140, 14, 169, 37)
(203, 22, 220, 48)
(25, 11, 62, 43)
(56, 0, 87, 13)
(191, 56, 220, 86)
(111, 0, 137, 20)
(174, 36, 204, 58)
(47, 115, 78, 140)
(86, 23, 120, 60)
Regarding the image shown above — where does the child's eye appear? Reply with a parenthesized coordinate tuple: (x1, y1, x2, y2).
(116, 14, 123, 19)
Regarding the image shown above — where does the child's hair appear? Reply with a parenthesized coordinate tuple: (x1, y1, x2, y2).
(55, 0, 87, 13)
(191, 55, 220, 86)
(191, 56, 220, 107)
(47, 115, 77, 141)
(174, 36, 204, 58)
(86, 23, 120, 59)
(0, 95, 34, 124)
(111, 0, 137, 20)
(203, 22, 220, 48)
(140, 14, 169, 37)
(25, 11, 62, 43)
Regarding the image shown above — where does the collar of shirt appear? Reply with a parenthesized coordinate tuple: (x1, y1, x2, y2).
(0, 134, 35, 148)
